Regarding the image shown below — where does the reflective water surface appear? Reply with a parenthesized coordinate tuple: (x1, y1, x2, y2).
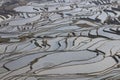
(0, 0, 120, 80)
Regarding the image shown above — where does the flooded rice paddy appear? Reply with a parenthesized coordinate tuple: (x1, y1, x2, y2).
(0, 0, 120, 80)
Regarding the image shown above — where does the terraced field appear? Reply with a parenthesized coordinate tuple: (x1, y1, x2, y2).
(0, 0, 120, 80)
